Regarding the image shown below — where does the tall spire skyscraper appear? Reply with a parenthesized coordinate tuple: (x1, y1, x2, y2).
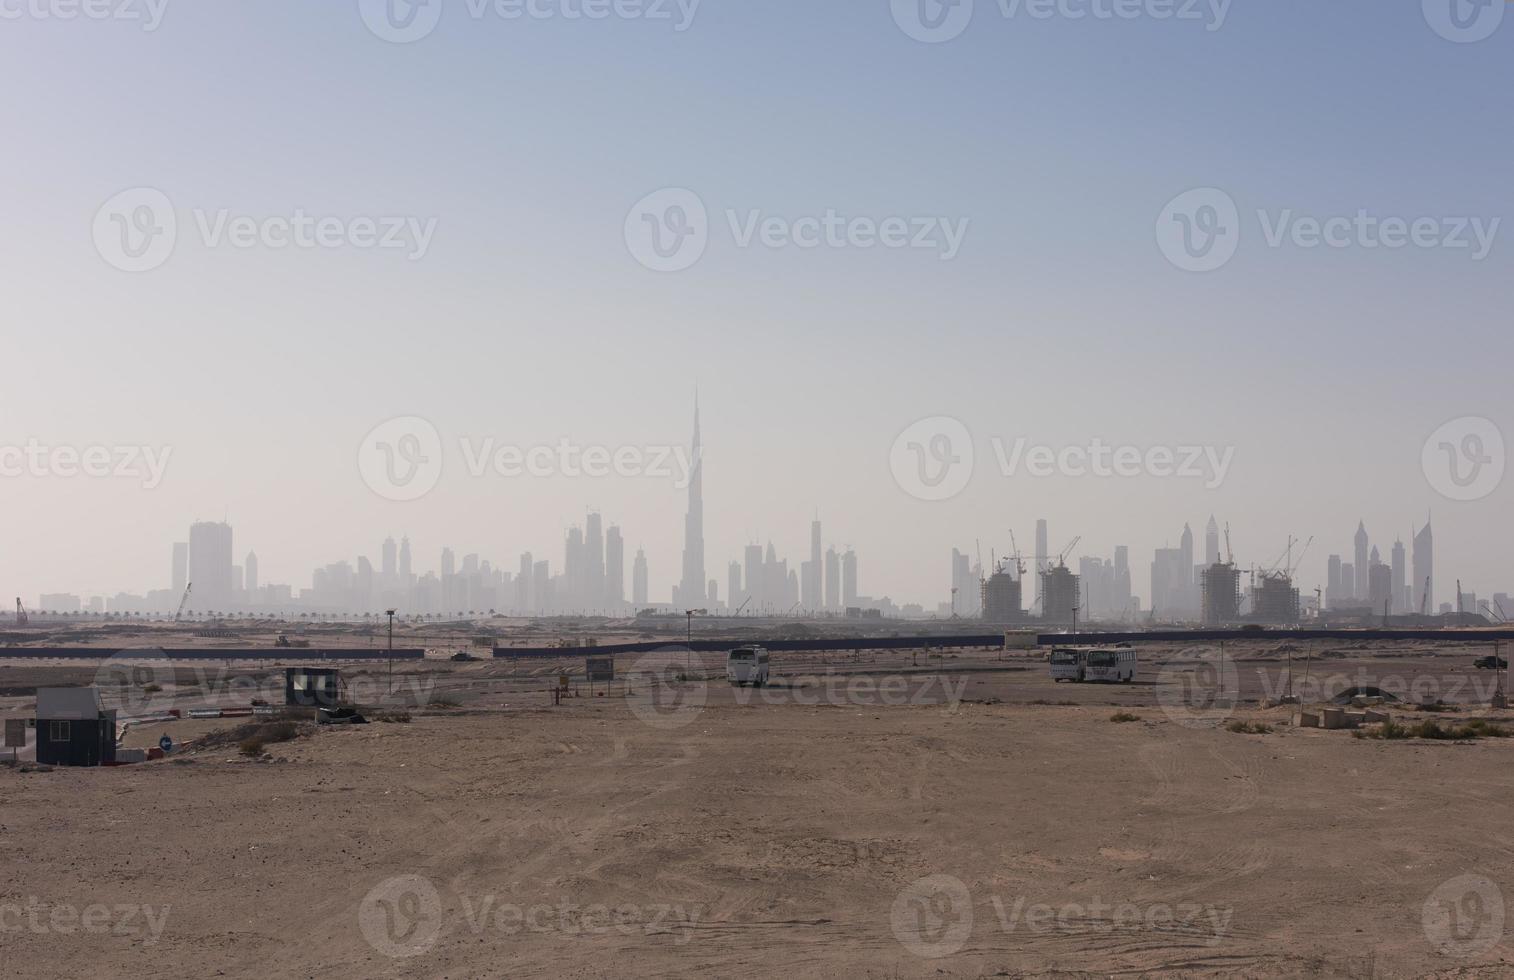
(676, 393, 706, 608)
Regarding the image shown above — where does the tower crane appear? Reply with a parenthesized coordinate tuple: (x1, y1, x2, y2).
(174, 582, 193, 623)
(14, 598, 27, 627)
(1056, 536, 1081, 567)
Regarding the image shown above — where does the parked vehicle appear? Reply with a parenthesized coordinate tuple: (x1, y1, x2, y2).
(727, 646, 770, 687)
(1083, 648, 1138, 683)
(1474, 655, 1508, 670)
(1049, 648, 1085, 683)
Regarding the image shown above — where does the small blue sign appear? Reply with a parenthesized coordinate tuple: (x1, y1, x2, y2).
(159, 735, 173, 754)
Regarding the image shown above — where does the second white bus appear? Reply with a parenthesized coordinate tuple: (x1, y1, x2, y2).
(1083, 648, 1138, 683)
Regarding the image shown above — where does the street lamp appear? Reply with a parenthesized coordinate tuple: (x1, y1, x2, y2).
(386, 609, 396, 697)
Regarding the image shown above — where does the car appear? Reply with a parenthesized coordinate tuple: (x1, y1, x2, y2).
(1473, 656, 1508, 670)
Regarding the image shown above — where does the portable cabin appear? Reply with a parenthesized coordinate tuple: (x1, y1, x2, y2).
(35, 688, 117, 767)
(284, 667, 345, 708)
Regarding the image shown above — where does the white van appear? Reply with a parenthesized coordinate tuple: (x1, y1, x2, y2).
(726, 646, 770, 687)
(1049, 648, 1085, 683)
(1083, 648, 1137, 683)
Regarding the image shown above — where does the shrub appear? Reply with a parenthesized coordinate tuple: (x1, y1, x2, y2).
(1225, 720, 1273, 734)
(375, 710, 412, 723)
(1110, 712, 1140, 723)
(427, 697, 460, 709)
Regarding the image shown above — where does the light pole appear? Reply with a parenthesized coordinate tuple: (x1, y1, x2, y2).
(685, 609, 695, 672)
(386, 609, 396, 697)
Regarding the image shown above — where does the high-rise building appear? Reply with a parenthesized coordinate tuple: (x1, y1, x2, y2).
(802, 518, 823, 610)
(172, 542, 188, 594)
(605, 525, 624, 610)
(1179, 523, 1195, 613)
(727, 562, 742, 613)
(188, 521, 234, 610)
(744, 544, 764, 611)
(516, 552, 534, 612)
(632, 548, 648, 608)
(824, 546, 839, 612)
(1034, 519, 1048, 604)
(1326, 554, 1343, 609)
(564, 526, 585, 611)
(399, 535, 412, 583)
(1391, 538, 1407, 615)
(382, 536, 397, 580)
(441, 547, 456, 579)
(586, 512, 605, 610)
(841, 549, 858, 608)
(245, 551, 259, 596)
(1413, 517, 1433, 614)
(1368, 562, 1393, 615)
(675, 395, 705, 608)
(1354, 521, 1369, 600)
(1205, 515, 1220, 566)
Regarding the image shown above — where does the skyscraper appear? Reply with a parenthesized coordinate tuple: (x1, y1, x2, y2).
(245, 550, 259, 595)
(1035, 519, 1048, 604)
(605, 525, 624, 610)
(586, 512, 605, 610)
(676, 395, 705, 608)
(824, 546, 839, 612)
(1391, 537, 1407, 615)
(188, 521, 234, 610)
(1354, 521, 1369, 600)
(1205, 515, 1220, 566)
(399, 535, 412, 583)
(801, 517, 823, 610)
(745, 544, 764, 612)
(382, 537, 397, 580)
(632, 548, 648, 608)
(1179, 523, 1195, 614)
(728, 561, 742, 613)
(1413, 517, 1433, 614)
(841, 549, 858, 608)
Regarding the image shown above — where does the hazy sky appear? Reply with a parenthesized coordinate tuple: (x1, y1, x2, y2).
(2, 1, 1510, 608)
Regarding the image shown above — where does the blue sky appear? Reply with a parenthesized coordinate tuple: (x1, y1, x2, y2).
(1, 0, 1509, 607)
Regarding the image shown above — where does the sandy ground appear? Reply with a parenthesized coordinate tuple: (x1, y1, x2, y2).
(4, 675, 1514, 979)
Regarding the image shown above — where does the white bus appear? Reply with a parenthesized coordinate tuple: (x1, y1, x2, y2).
(726, 646, 770, 687)
(1049, 648, 1085, 682)
(1083, 648, 1137, 683)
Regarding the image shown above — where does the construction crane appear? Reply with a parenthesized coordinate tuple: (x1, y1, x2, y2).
(1286, 536, 1313, 580)
(1420, 577, 1431, 616)
(1224, 523, 1234, 565)
(14, 598, 27, 627)
(1005, 531, 1028, 579)
(173, 582, 193, 623)
(1496, 598, 1510, 624)
(1057, 536, 1081, 567)
(734, 595, 753, 617)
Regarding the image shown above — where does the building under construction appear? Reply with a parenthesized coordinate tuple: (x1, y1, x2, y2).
(1040, 563, 1080, 626)
(1251, 572, 1301, 624)
(981, 568, 1024, 623)
(1201, 562, 1242, 626)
